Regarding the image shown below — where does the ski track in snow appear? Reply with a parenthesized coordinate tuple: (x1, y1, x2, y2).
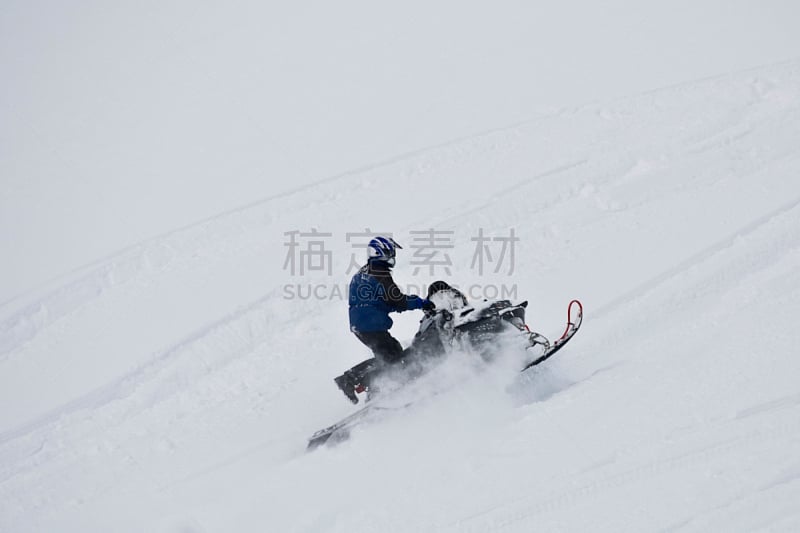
(2, 60, 800, 532)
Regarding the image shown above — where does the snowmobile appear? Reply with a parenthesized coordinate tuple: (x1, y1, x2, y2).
(308, 282, 583, 450)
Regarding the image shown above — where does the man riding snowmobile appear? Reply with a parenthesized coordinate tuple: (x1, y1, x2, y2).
(334, 236, 435, 403)
(311, 280, 584, 449)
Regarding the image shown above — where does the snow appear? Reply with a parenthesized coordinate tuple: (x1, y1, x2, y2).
(3, 1, 800, 303)
(3, 3, 800, 532)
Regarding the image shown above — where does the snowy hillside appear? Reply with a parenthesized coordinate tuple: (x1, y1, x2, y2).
(3, 1, 799, 303)
(3, 57, 800, 532)
(3, 4, 800, 533)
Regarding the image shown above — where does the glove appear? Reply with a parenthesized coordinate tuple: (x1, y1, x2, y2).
(422, 299, 436, 312)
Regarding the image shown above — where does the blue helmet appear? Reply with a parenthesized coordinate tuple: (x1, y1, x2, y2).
(367, 236, 402, 266)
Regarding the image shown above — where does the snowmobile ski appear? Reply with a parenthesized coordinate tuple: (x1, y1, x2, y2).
(520, 299, 583, 372)
(306, 402, 412, 451)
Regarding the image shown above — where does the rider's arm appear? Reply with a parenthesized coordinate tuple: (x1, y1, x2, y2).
(373, 270, 424, 312)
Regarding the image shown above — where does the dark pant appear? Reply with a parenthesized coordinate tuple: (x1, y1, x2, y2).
(353, 330, 405, 364)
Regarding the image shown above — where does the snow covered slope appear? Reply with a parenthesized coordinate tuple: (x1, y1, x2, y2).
(2, 57, 799, 532)
(3, 1, 800, 303)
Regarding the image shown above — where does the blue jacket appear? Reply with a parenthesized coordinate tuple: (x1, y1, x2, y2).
(349, 261, 424, 332)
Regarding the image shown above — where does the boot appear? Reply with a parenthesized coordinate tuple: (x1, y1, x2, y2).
(334, 371, 359, 404)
